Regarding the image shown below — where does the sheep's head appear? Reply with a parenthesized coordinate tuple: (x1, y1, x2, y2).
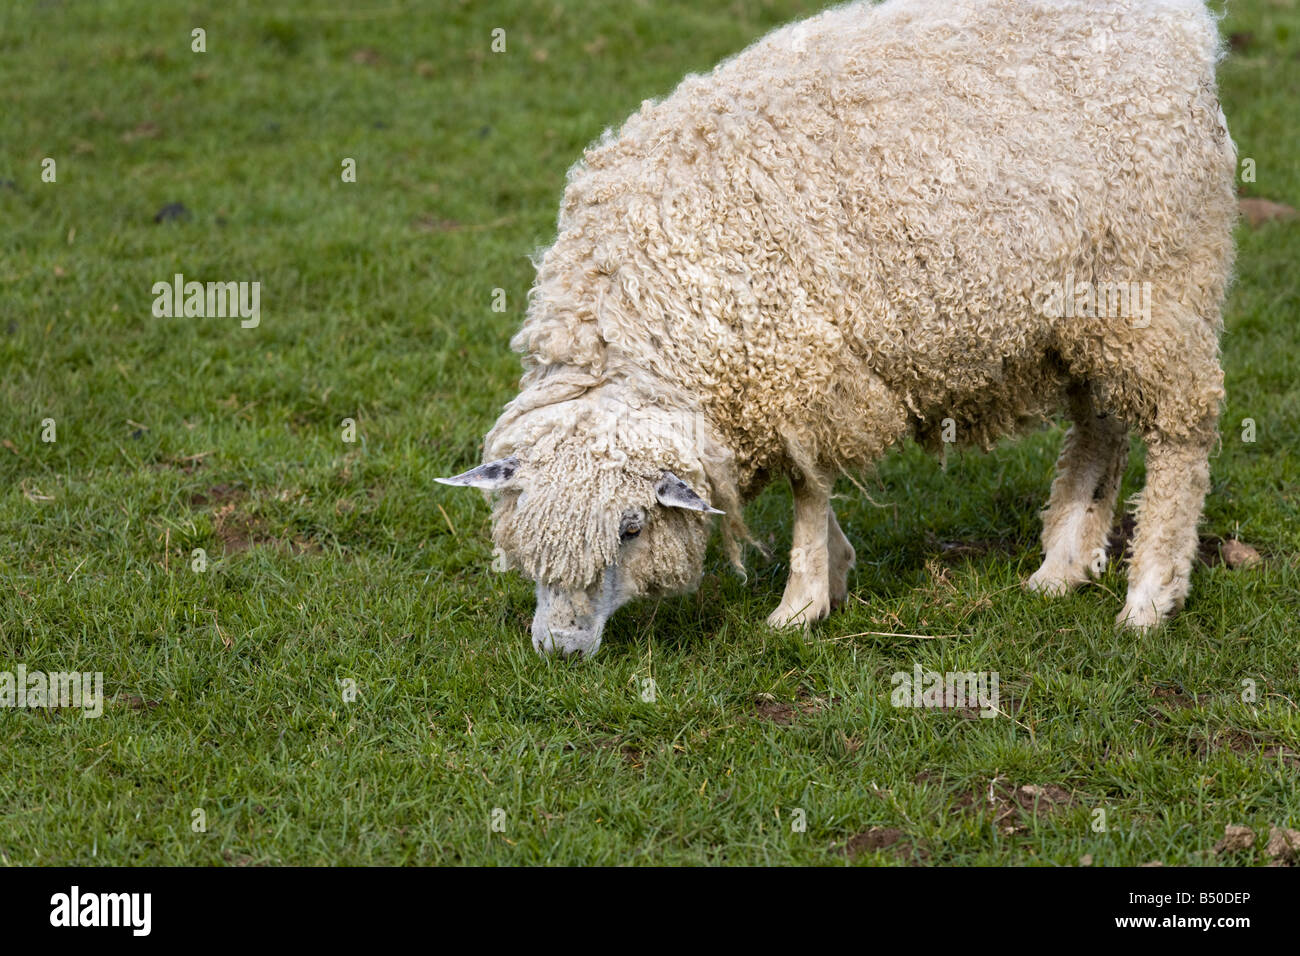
(437, 447, 722, 658)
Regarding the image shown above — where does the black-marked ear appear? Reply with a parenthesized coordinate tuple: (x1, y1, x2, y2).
(436, 456, 519, 490)
(656, 471, 723, 514)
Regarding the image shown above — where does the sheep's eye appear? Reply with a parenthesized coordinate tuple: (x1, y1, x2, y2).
(619, 511, 644, 541)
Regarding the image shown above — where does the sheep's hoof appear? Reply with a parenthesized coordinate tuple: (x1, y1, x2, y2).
(766, 594, 830, 629)
(1024, 563, 1084, 597)
(1115, 601, 1165, 632)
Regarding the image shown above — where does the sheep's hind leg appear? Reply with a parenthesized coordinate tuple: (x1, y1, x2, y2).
(1026, 386, 1128, 596)
(1117, 428, 1214, 630)
(768, 476, 834, 628)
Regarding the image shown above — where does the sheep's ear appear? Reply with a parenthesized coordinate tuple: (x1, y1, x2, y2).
(656, 471, 723, 515)
(436, 456, 519, 490)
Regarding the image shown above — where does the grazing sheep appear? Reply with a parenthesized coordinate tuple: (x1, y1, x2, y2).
(439, 0, 1237, 656)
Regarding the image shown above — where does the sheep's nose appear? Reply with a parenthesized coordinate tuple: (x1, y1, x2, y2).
(532, 630, 584, 656)
(531, 620, 601, 658)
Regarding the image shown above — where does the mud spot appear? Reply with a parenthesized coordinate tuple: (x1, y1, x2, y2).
(1261, 745, 1300, 770)
(122, 121, 160, 143)
(842, 826, 928, 863)
(212, 502, 267, 553)
(754, 698, 797, 724)
(846, 826, 903, 854)
(189, 483, 243, 507)
(153, 201, 191, 224)
(980, 781, 1077, 830)
(593, 737, 643, 768)
(1149, 684, 1212, 710)
(1265, 827, 1300, 865)
(1212, 823, 1255, 856)
(1191, 730, 1300, 768)
(116, 694, 161, 711)
(754, 687, 836, 724)
(933, 537, 1018, 561)
(192, 488, 319, 556)
(916, 772, 986, 814)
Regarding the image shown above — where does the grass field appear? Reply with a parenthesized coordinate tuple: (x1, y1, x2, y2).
(1, 0, 1297, 866)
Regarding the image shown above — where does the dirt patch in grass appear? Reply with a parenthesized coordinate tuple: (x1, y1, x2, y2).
(918, 770, 985, 813)
(918, 773, 1076, 827)
(948, 780, 1080, 831)
(1265, 827, 1300, 866)
(754, 687, 837, 724)
(1149, 684, 1214, 710)
(1213, 823, 1256, 856)
(1190, 730, 1300, 768)
(197, 494, 320, 556)
(212, 502, 271, 553)
(1261, 745, 1300, 769)
(931, 536, 1020, 562)
(152, 200, 189, 222)
(189, 482, 244, 507)
(841, 826, 930, 864)
(115, 694, 160, 711)
(592, 737, 644, 768)
(898, 687, 1020, 721)
(989, 782, 1076, 828)
(754, 698, 799, 724)
(152, 450, 213, 475)
(936, 695, 1016, 719)
(1211, 824, 1300, 865)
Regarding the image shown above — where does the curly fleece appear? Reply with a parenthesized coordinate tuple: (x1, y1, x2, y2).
(483, 0, 1236, 599)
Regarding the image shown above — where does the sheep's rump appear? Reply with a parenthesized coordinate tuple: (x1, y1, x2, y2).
(518, 0, 1237, 486)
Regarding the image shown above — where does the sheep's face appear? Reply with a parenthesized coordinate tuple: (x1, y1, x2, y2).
(437, 452, 721, 657)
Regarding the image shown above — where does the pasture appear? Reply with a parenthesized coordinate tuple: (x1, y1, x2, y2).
(0, 0, 1296, 864)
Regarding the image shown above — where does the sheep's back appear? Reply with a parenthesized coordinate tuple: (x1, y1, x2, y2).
(526, 0, 1236, 467)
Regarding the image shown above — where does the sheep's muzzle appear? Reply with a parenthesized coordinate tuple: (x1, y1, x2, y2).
(530, 574, 617, 658)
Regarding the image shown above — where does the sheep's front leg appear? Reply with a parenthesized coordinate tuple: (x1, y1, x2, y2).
(767, 476, 834, 628)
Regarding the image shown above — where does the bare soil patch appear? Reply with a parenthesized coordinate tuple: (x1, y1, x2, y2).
(754, 687, 837, 724)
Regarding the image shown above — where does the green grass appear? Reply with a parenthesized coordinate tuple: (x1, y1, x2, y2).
(0, 0, 1297, 866)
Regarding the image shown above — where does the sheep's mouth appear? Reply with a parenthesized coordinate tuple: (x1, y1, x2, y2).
(532, 629, 603, 658)
(530, 617, 606, 657)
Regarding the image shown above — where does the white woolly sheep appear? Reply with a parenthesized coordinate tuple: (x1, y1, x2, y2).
(439, 0, 1237, 656)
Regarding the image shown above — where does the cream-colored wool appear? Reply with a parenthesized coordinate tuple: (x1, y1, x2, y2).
(468, 0, 1237, 651)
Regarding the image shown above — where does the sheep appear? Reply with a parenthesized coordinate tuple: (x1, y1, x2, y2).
(439, 0, 1238, 656)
